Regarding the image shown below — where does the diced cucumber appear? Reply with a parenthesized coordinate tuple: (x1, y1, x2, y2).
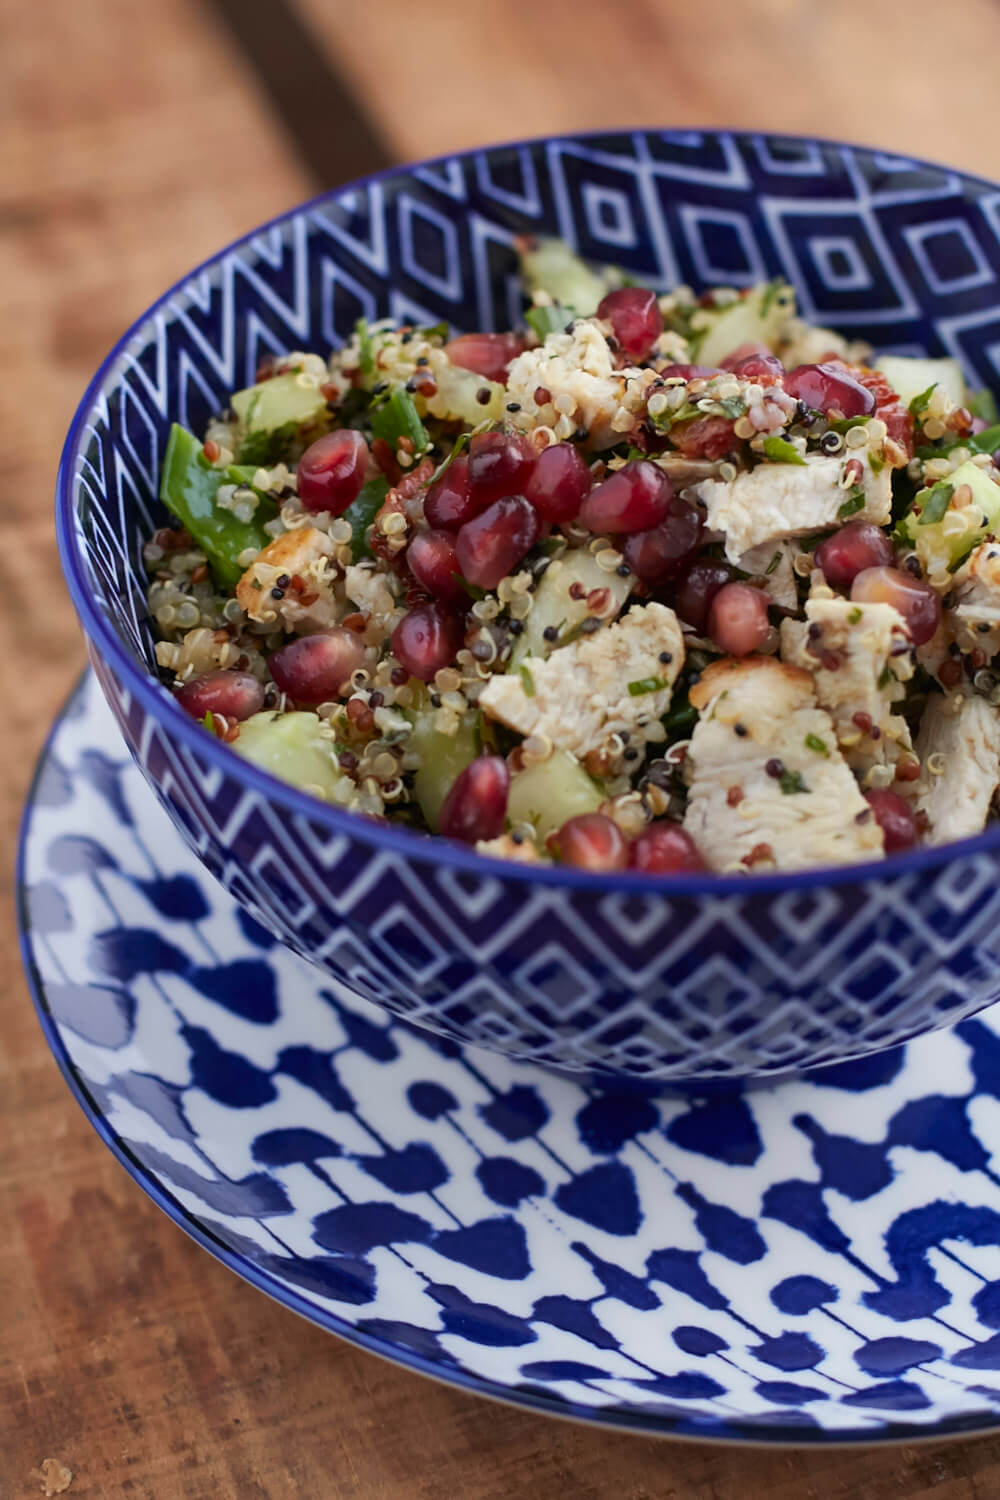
(507, 751, 604, 838)
(899, 459, 1000, 570)
(519, 238, 609, 317)
(409, 710, 480, 831)
(692, 280, 795, 367)
(424, 361, 505, 425)
(232, 372, 328, 435)
(874, 354, 965, 410)
(510, 548, 633, 667)
(234, 712, 350, 800)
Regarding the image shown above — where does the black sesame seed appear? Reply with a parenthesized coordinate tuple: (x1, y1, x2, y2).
(903, 555, 923, 578)
(733, 723, 748, 737)
(624, 747, 640, 761)
(276, 573, 291, 587)
(543, 625, 559, 642)
(658, 651, 673, 665)
(415, 355, 429, 367)
(430, 693, 442, 707)
(476, 388, 492, 405)
(765, 758, 784, 778)
(688, 672, 701, 686)
(580, 618, 601, 634)
(616, 563, 631, 577)
(506, 401, 522, 413)
(405, 376, 420, 393)
(270, 587, 285, 600)
(979, 621, 993, 633)
(571, 426, 589, 444)
(510, 831, 525, 845)
(369, 691, 384, 708)
(400, 331, 413, 345)
(371, 381, 389, 395)
(508, 619, 524, 635)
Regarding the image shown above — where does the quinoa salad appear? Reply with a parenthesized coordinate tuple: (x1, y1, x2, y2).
(146, 238, 1000, 875)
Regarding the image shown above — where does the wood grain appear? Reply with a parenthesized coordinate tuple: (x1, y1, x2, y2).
(5, 0, 1000, 1494)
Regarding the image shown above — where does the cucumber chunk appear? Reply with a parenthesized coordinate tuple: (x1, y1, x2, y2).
(692, 281, 795, 367)
(899, 459, 1000, 570)
(409, 710, 480, 831)
(234, 712, 349, 800)
(507, 751, 604, 838)
(510, 548, 633, 667)
(874, 354, 965, 410)
(519, 238, 609, 317)
(232, 371, 328, 435)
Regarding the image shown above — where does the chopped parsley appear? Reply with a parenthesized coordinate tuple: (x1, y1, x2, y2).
(909, 383, 938, 417)
(764, 550, 782, 576)
(804, 733, 829, 756)
(847, 606, 862, 624)
(762, 435, 806, 466)
(779, 768, 809, 795)
(519, 665, 536, 697)
(970, 423, 1000, 455)
(829, 415, 870, 434)
(628, 676, 668, 697)
(837, 487, 866, 520)
(877, 665, 895, 690)
(370, 386, 430, 455)
(917, 481, 954, 526)
(760, 279, 787, 317)
(526, 303, 575, 341)
(869, 450, 885, 475)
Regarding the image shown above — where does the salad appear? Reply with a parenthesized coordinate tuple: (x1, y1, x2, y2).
(146, 238, 1000, 874)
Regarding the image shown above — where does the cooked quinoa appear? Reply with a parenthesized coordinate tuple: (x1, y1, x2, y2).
(147, 237, 1000, 873)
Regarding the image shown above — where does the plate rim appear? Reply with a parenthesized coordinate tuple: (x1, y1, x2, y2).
(17, 670, 1000, 1449)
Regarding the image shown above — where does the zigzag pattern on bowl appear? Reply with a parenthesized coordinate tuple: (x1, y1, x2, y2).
(64, 132, 1000, 1080)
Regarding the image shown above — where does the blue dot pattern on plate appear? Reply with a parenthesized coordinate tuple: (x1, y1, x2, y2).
(62, 130, 1000, 1082)
(21, 673, 1000, 1443)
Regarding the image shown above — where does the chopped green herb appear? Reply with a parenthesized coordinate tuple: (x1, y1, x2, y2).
(829, 415, 871, 434)
(869, 450, 885, 475)
(661, 700, 697, 738)
(370, 387, 430, 455)
(969, 386, 999, 425)
(909, 383, 938, 417)
(519, 665, 536, 697)
(627, 677, 668, 697)
(917, 481, 954, 526)
(847, 606, 862, 624)
(877, 665, 895, 690)
(650, 401, 701, 431)
(237, 419, 300, 468)
(714, 396, 746, 420)
(804, 733, 828, 756)
(355, 317, 374, 378)
(525, 304, 575, 341)
(837, 487, 866, 520)
(417, 321, 449, 342)
(762, 435, 806, 466)
(779, 768, 809, 795)
(970, 424, 1000, 455)
(201, 711, 215, 733)
(342, 475, 389, 561)
(764, 550, 782, 576)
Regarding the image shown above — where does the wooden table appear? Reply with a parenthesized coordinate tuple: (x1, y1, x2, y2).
(6, 0, 1000, 1493)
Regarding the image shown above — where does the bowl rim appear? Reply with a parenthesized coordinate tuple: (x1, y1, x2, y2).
(56, 125, 1000, 897)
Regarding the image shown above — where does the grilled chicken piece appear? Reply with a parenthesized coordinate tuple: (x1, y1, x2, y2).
(683, 657, 884, 871)
(914, 691, 1000, 845)
(236, 526, 340, 632)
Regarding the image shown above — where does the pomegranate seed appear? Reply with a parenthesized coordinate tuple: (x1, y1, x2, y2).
(439, 756, 509, 842)
(297, 429, 369, 515)
(455, 496, 540, 590)
(268, 629, 367, 704)
(658, 363, 722, 381)
(814, 521, 895, 589)
(596, 287, 663, 362)
(707, 582, 770, 656)
(391, 604, 464, 682)
(523, 442, 592, 523)
(467, 431, 536, 506)
(864, 788, 919, 854)
(177, 670, 264, 723)
(423, 454, 486, 531)
(722, 349, 785, 382)
(782, 363, 876, 419)
(554, 812, 629, 871)
(622, 498, 702, 583)
(630, 822, 706, 873)
(406, 528, 467, 606)
(578, 460, 673, 535)
(850, 566, 941, 646)
(445, 331, 524, 384)
(672, 561, 732, 632)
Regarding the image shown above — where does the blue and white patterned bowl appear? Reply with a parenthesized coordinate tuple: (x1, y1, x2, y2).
(56, 130, 1000, 1085)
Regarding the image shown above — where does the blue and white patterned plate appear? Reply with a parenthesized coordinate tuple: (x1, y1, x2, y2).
(21, 673, 1000, 1444)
